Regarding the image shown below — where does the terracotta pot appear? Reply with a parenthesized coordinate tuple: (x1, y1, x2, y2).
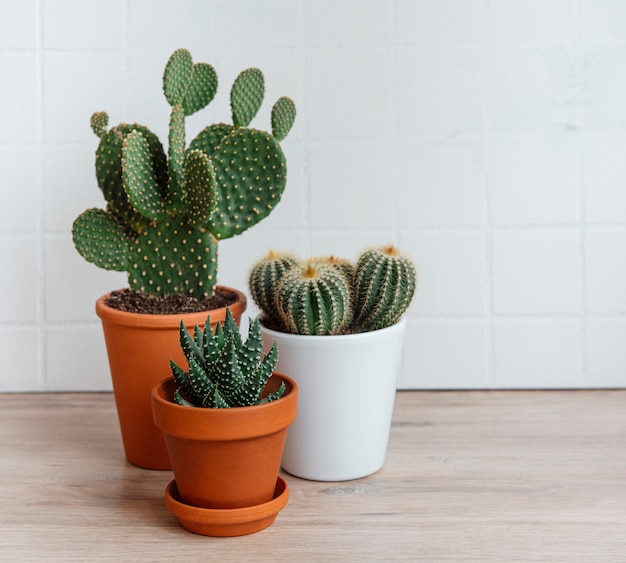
(96, 286, 247, 470)
(151, 373, 297, 510)
(261, 317, 407, 481)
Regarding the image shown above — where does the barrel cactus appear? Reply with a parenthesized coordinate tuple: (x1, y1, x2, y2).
(72, 48, 296, 300)
(352, 245, 417, 332)
(248, 250, 300, 317)
(276, 261, 352, 336)
(170, 308, 284, 408)
(249, 245, 417, 335)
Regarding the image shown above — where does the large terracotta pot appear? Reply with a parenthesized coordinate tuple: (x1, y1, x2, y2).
(151, 374, 297, 536)
(96, 286, 247, 470)
(261, 317, 407, 481)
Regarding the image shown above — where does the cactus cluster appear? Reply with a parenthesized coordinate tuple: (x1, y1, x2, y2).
(170, 308, 284, 408)
(72, 49, 296, 300)
(249, 245, 417, 335)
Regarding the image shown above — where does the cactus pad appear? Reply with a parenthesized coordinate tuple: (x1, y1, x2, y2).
(209, 128, 287, 239)
(122, 130, 166, 222)
(183, 149, 216, 226)
(128, 220, 218, 298)
(271, 97, 296, 142)
(95, 123, 168, 232)
(72, 208, 129, 272)
(90, 111, 109, 138)
(230, 68, 264, 127)
(163, 49, 218, 116)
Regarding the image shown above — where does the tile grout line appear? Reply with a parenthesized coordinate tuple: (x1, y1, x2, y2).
(36, 0, 46, 390)
(576, 0, 588, 387)
(298, 0, 312, 257)
(480, 0, 495, 388)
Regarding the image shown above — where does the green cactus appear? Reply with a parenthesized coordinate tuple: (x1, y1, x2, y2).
(310, 256, 356, 287)
(352, 245, 417, 332)
(248, 250, 300, 325)
(249, 246, 417, 335)
(72, 48, 296, 300)
(170, 308, 284, 408)
(276, 261, 352, 336)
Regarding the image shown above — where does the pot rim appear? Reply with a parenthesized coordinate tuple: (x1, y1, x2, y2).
(260, 315, 407, 342)
(152, 372, 298, 441)
(95, 285, 247, 329)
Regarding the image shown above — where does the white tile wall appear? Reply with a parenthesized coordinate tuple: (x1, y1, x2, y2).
(492, 230, 580, 315)
(0, 1, 625, 391)
(493, 319, 583, 388)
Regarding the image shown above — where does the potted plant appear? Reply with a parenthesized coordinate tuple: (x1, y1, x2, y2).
(71, 48, 296, 469)
(151, 309, 298, 536)
(249, 245, 417, 481)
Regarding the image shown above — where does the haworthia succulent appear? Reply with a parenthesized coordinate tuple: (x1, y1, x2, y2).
(170, 309, 284, 408)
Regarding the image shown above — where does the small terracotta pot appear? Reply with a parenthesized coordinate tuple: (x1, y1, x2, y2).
(96, 286, 247, 470)
(151, 373, 297, 510)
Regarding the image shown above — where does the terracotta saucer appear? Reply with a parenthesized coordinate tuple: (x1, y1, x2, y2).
(164, 476, 289, 537)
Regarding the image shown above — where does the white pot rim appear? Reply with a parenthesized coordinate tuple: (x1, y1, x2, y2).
(259, 316, 407, 343)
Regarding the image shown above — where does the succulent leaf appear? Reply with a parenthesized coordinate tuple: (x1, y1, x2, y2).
(230, 68, 265, 127)
(258, 381, 286, 405)
(174, 388, 195, 407)
(187, 354, 214, 402)
(72, 208, 129, 272)
(271, 97, 296, 142)
(170, 359, 194, 401)
(178, 320, 205, 369)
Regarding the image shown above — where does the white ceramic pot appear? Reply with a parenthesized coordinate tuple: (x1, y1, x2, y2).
(261, 318, 407, 481)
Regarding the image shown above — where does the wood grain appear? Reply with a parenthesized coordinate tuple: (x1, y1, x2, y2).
(0, 390, 624, 562)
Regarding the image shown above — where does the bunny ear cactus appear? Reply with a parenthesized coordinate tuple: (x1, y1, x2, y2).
(170, 309, 284, 408)
(72, 48, 296, 300)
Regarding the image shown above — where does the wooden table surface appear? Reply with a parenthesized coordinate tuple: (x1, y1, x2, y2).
(0, 390, 624, 562)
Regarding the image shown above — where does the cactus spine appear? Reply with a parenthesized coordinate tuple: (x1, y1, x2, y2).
(249, 246, 417, 335)
(72, 49, 296, 300)
(170, 309, 284, 408)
